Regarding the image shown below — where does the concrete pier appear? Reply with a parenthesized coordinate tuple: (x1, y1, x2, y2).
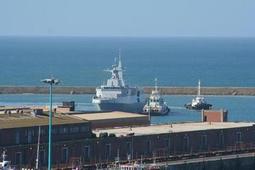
(1, 86, 255, 95)
(144, 152, 255, 170)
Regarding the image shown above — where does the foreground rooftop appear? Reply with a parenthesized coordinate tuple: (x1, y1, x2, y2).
(0, 112, 87, 129)
(93, 122, 255, 137)
(72, 111, 148, 121)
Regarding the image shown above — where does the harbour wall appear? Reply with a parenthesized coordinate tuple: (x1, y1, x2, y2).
(1, 86, 255, 95)
(167, 156, 255, 170)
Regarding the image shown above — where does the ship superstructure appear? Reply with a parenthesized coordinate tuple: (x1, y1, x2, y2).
(92, 53, 145, 113)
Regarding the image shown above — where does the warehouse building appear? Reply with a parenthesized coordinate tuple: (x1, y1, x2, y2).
(1, 109, 255, 169)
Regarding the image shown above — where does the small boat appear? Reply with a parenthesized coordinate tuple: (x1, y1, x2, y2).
(185, 80, 212, 110)
(143, 79, 170, 116)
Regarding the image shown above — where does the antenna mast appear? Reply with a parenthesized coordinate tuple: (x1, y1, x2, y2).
(155, 78, 158, 92)
(117, 49, 125, 87)
(198, 80, 201, 96)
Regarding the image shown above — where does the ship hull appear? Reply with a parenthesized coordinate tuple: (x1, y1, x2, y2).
(143, 106, 170, 116)
(96, 102, 145, 113)
(149, 107, 170, 116)
(185, 103, 212, 110)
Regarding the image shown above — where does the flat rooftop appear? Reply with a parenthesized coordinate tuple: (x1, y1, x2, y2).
(93, 122, 255, 137)
(72, 111, 148, 121)
(0, 113, 87, 129)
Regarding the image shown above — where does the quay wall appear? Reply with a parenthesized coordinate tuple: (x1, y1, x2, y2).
(1, 86, 255, 95)
(168, 156, 255, 170)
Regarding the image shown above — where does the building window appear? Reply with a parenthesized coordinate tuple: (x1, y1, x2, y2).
(60, 127, 69, 134)
(165, 137, 171, 154)
(63, 127, 68, 134)
(15, 152, 22, 165)
(165, 138, 170, 148)
(28, 129, 32, 143)
(147, 140, 152, 154)
(183, 135, 189, 152)
(201, 134, 207, 149)
(70, 126, 79, 133)
(39, 150, 46, 165)
(81, 126, 88, 132)
(105, 144, 111, 159)
(203, 115, 207, 122)
(236, 132, 242, 144)
(52, 127, 58, 134)
(84, 146, 90, 160)
(219, 132, 224, 147)
(15, 131, 20, 144)
(41, 127, 46, 135)
(61, 147, 69, 163)
(126, 142, 132, 155)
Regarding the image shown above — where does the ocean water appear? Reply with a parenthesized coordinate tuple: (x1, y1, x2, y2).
(0, 36, 255, 87)
(1, 37, 255, 123)
(1, 94, 255, 124)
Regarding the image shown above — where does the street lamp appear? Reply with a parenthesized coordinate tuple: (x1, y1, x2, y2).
(41, 78, 60, 170)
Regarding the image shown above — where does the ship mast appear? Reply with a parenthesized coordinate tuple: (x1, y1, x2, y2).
(117, 49, 125, 87)
(155, 78, 158, 92)
(198, 80, 201, 96)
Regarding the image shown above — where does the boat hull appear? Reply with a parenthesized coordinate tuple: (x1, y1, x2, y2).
(143, 106, 170, 116)
(185, 103, 212, 110)
(96, 102, 145, 113)
(147, 108, 170, 116)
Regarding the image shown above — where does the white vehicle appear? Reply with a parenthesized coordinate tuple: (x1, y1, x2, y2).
(0, 151, 13, 170)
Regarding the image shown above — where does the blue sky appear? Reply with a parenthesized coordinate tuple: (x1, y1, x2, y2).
(0, 0, 254, 37)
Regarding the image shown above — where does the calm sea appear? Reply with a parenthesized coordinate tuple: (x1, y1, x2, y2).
(0, 36, 255, 87)
(0, 94, 255, 124)
(1, 36, 255, 123)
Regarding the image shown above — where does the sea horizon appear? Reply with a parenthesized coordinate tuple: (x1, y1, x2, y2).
(0, 36, 254, 87)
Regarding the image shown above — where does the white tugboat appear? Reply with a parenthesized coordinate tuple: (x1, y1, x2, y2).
(92, 53, 145, 113)
(185, 80, 212, 110)
(143, 79, 170, 116)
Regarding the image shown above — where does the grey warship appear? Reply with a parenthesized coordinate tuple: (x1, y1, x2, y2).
(92, 55, 145, 113)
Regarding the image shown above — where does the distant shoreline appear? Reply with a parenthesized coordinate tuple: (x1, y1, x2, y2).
(1, 86, 255, 96)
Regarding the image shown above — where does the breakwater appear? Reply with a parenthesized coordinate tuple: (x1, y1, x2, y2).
(1, 86, 255, 95)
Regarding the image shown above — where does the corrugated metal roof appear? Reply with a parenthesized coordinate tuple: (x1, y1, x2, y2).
(93, 122, 255, 137)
